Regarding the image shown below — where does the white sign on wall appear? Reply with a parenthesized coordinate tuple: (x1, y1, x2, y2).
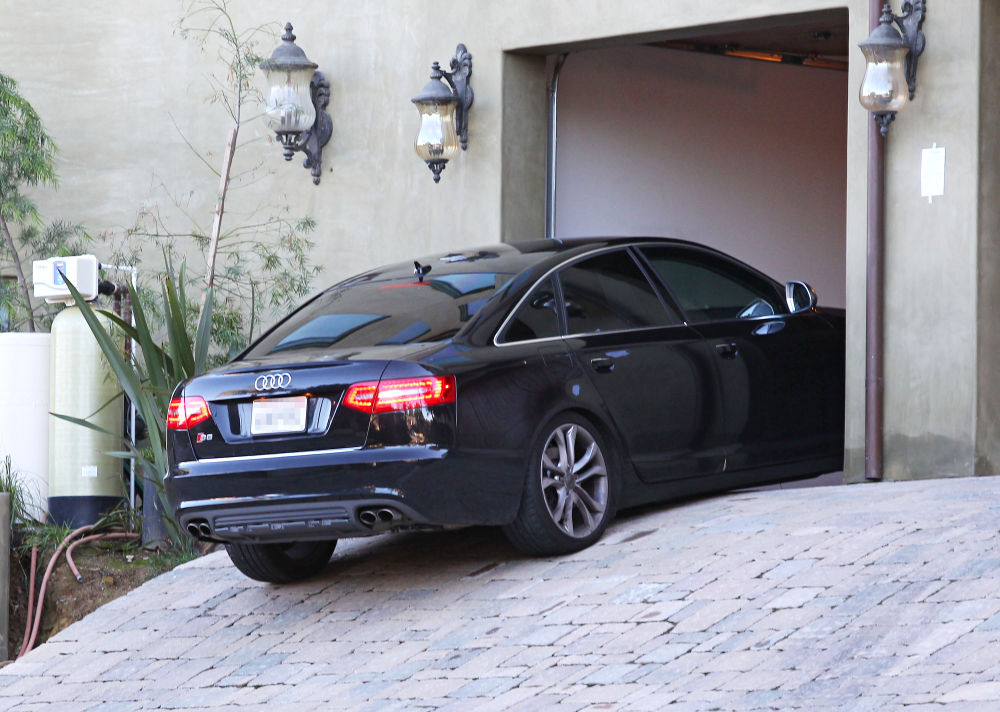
(921, 143, 945, 203)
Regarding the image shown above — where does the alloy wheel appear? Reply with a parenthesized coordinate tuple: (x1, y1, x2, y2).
(539, 422, 609, 538)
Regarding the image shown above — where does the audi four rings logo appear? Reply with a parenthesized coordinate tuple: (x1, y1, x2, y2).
(254, 372, 292, 391)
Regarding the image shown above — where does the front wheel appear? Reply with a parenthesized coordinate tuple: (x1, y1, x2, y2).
(503, 414, 617, 556)
(225, 540, 337, 583)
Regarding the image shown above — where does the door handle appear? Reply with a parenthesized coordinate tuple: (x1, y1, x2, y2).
(590, 356, 615, 372)
(714, 342, 739, 360)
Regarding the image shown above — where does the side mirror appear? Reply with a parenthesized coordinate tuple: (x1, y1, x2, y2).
(785, 281, 817, 313)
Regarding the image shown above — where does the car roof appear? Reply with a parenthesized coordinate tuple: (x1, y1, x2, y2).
(334, 236, 720, 287)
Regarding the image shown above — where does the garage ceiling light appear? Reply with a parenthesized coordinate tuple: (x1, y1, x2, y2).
(654, 40, 847, 71)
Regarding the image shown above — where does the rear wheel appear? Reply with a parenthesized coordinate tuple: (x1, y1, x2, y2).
(503, 414, 616, 556)
(225, 540, 337, 583)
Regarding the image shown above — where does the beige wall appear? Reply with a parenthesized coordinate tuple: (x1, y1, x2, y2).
(1, 0, 994, 482)
(875, 0, 984, 480)
(2, 1, 516, 282)
(0, 0, 861, 282)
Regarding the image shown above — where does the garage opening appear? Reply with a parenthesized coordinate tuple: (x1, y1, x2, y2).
(548, 9, 849, 310)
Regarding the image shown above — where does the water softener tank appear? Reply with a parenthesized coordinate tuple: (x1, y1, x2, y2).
(48, 305, 124, 526)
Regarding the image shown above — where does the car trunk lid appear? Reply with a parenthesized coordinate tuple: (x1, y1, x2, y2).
(180, 359, 390, 459)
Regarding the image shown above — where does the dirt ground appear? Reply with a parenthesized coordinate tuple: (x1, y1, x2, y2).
(6, 544, 191, 662)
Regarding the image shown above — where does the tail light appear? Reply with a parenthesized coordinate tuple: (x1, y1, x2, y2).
(344, 376, 456, 414)
(167, 396, 212, 430)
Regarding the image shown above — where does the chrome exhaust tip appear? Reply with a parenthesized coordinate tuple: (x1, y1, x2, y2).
(377, 508, 399, 523)
(187, 519, 213, 538)
(359, 506, 404, 529)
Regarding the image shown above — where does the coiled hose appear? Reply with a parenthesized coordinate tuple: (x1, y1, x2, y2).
(17, 526, 138, 658)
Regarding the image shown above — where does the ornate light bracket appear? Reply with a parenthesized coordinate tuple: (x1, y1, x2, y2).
(443, 45, 474, 151)
(895, 1, 927, 100)
(277, 71, 333, 185)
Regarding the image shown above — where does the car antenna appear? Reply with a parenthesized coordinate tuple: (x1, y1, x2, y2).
(413, 261, 431, 282)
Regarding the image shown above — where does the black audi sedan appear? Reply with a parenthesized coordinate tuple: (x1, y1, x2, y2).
(165, 237, 844, 582)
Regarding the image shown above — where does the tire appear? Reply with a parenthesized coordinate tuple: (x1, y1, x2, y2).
(502, 413, 617, 556)
(225, 540, 337, 583)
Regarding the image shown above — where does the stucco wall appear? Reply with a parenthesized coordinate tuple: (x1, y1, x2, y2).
(553, 44, 848, 308)
(2, 1, 516, 286)
(1, 0, 992, 483)
(1, 0, 860, 286)
(876, 0, 983, 480)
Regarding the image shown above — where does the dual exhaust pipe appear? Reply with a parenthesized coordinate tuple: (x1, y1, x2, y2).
(185, 506, 406, 539)
(358, 506, 404, 529)
(187, 519, 212, 538)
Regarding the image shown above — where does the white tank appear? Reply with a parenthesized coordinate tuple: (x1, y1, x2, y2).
(0, 332, 50, 521)
(48, 305, 124, 526)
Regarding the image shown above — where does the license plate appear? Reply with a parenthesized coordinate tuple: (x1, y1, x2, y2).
(250, 396, 308, 435)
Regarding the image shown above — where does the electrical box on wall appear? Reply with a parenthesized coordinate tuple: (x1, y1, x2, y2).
(32, 254, 100, 303)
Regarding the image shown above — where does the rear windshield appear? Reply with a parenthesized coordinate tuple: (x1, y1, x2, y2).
(245, 272, 513, 357)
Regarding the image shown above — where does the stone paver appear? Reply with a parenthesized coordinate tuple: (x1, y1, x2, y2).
(4, 475, 1000, 709)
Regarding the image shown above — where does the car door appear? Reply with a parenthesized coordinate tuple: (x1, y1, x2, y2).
(636, 245, 844, 472)
(551, 248, 727, 482)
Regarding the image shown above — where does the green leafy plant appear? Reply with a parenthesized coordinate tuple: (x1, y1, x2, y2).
(112, 213, 318, 363)
(18, 521, 73, 555)
(18, 3, 321, 547)
(0, 72, 63, 332)
(55, 263, 212, 549)
(0, 73, 93, 333)
(0, 456, 41, 544)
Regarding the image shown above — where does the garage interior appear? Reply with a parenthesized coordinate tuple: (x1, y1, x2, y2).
(546, 9, 849, 309)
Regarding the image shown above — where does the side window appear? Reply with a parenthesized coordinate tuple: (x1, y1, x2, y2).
(499, 277, 561, 343)
(558, 250, 678, 335)
(639, 247, 785, 323)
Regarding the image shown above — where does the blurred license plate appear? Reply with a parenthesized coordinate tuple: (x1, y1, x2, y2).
(251, 396, 307, 435)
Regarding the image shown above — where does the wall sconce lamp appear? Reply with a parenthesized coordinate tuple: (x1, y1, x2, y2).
(411, 45, 473, 183)
(858, 2, 927, 136)
(259, 23, 333, 185)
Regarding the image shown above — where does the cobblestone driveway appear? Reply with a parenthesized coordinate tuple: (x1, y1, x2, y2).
(4, 475, 1000, 711)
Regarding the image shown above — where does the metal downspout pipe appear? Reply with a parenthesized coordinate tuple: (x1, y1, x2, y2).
(546, 53, 568, 239)
(865, 0, 885, 480)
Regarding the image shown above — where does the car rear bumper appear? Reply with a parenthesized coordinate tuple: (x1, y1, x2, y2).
(165, 444, 522, 544)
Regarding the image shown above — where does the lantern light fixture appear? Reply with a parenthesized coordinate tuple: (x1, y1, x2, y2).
(259, 23, 332, 184)
(411, 45, 473, 183)
(858, 2, 926, 136)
